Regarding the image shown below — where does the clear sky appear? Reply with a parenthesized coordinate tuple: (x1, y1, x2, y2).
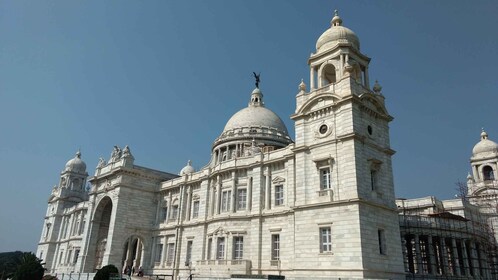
(1, 0, 497, 253)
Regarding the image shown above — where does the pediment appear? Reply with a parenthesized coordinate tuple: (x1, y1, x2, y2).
(297, 93, 341, 115)
(272, 176, 286, 184)
(358, 93, 389, 116)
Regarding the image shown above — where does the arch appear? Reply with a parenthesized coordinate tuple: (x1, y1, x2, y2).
(90, 196, 113, 270)
(318, 62, 337, 87)
(296, 94, 341, 115)
(122, 235, 146, 275)
(359, 94, 389, 116)
(483, 165, 494, 181)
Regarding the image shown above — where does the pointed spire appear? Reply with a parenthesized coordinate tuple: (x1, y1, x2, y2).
(299, 79, 306, 91)
(481, 128, 488, 140)
(373, 80, 382, 93)
(331, 9, 343, 26)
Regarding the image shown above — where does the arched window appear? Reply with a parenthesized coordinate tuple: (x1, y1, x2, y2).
(483, 165, 494, 180)
(321, 64, 336, 86)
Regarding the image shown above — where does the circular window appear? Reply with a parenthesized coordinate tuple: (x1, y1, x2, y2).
(319, 124, 328, 134)
(367, 125, 373, 135)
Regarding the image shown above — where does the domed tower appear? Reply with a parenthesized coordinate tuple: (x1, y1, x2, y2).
(212, 87, 292, 163)
(37, 150, 89, 271)
(291, 11, 403, 278)
(467, 130, 498, 241)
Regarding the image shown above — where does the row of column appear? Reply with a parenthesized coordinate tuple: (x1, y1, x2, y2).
(402, 234, 490, 278)
(309, 54, 370, 90)
(209, 173, 255, 216)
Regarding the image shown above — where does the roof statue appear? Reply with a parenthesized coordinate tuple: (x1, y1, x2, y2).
(252, 72, 260, 88)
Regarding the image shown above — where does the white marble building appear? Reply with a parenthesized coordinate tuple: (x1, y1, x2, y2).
(38, 10, 497, 280)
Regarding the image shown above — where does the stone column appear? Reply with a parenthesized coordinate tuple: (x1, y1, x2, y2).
(167, 192, 173, 221)
(451, 238, 461, 276)
(470, 240, 479, 277)
(216, 176, 221, 215)
(440, 238, 449, 275)
(265, 167, 271, 210)
(185, 186, 192, 221)
(209, 185, 215, 217)
(150, 237, 156, 268)
(461, 240, 470, 276)
(310, 67, 315, 90)
(161, 237, 167, 268)
(414, 235, 423, 274)
(231, 171, 237, 213)
(427, 235, 436, 275)
(364, 66, 370, 89)
(248, 177, 253, 211)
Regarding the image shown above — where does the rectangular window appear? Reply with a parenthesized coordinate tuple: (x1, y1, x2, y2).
(59, 251, 64, 264)
(66, 250, 72, 264)
(320, 168, 331, 190)
(186, 241, 193, 266)
(233, 237, 244, 260)
(320, 227, 332, 253)
(271, 234, 280, 261)
(275, 185, 284, 206)
(171, 205, 179, 220)
(221, 190, 231, 212)
(80, 220, 86, 235)
(378, 229, 386, 255)
(237, 189, 247, 210)
(39, 251, 43, 260)
(154, 243, 163, 263)
(161, 207, 168, 222)
(207, 238, 212, 260)
(217, 237, 225, 260)
(192, 201, 200, 218)
(73, 249, 80, 264)
(370, 170, 377, 191)
(167, 243, 175, 265)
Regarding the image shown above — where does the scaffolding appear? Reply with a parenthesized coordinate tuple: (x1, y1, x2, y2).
(399, 203, 498, 279)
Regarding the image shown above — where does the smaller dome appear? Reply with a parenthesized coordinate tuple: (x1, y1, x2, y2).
(316, 10, 360, 53)
(64, 150, 87, 173)
(472, 129, 498, 156)
(180, 160, 195, 176)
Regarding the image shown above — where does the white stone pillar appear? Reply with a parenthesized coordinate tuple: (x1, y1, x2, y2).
(185, 186, 192, 221)
(414, 235, 423, 274)
(231, 171, 236, 213)
(440, 238, 449, 275)
(310, 67, 315, 90)
(427, 235, 436, 275)
(167, 192, 173, 221)
(150, 237, 156, 268)
(216, 176, 221, 215)
(247, 177, 252, 211)
(161, 237, 167, 268)
(265, 167, 271, 210)
(451, 238, 461, 276)
(364, 66, 370, 89)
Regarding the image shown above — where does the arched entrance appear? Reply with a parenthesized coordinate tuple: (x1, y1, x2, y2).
(92, 196, 113, 270)
(122, 236, 144, 274)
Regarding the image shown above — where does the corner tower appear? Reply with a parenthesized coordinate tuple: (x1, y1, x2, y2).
(291, 11, 404, 278)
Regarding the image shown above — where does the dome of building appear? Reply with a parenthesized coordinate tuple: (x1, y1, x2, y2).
(472, 130, 498, 156)
(316, 10, 360, 53)
(213, 87, 292, 151)
(180, 160, 195, 176)
(223, 106, 289, 135)
(64, 150, 87, 173)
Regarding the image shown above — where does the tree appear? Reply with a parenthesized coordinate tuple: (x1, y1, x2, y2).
(0, 251, 23, 280)
(11, 252, 44, 280)
(94, 264, 119, 280)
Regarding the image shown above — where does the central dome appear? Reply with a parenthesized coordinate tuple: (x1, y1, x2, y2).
(223, 106, 289, 135)
(212, 87, 292, 151)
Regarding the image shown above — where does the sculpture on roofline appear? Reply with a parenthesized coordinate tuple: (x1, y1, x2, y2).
(253, 72, 261, 88)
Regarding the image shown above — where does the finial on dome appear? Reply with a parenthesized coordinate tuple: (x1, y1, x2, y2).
(76, 149, 81, 158)
(187, 160, 192, 166)
(373, 80, 382, 93)
(467, 172, 473, 179)
(299, 79, 306, 91)
(481, 128, 488, 140)
(331, 9, 343, 26)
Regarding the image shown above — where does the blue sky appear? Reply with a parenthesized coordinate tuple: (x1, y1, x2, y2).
(1, 0, 497, 252)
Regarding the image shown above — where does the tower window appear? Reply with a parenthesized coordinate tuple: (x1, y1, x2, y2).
(275, 185, 284, 206)
(321, 64, 336, 85)
(319, 124, 328, 134)
(378, 229, 386, 255)
(320, 168, 331, 190)
(367, 125, 373, 135)
(483, 165, 494, 181)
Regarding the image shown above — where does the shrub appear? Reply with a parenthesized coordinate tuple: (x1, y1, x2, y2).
(94, 264, 119, 280)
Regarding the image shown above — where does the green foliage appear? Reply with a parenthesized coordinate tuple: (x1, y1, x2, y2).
(0, 251, 24, 280)
(94, 264, 119, 280)
(42, 275, 58, 280)
(11, 252, 44, 280)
